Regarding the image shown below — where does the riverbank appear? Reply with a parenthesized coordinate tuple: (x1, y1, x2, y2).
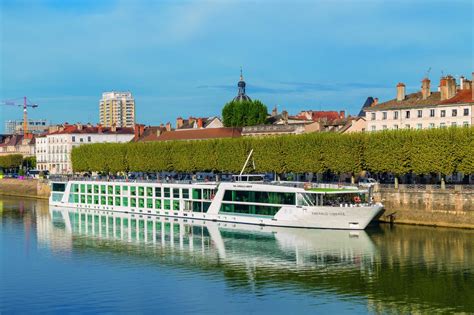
(374, 184, 474, 229)
(0, 178, 50, 199)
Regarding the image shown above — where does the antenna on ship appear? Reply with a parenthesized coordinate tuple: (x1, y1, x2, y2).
(240, 149, 255, 176)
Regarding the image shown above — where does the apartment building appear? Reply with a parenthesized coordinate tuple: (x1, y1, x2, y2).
(366, 74, 474, 131)
(99, 91, 135, 128)
(36, 123, 134, 174)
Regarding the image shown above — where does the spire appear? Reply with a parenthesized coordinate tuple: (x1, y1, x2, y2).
(240, 66, 244, 81)
(233, 68, 251, 102)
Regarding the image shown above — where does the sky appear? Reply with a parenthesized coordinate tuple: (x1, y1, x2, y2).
(0, 0, 472, 132)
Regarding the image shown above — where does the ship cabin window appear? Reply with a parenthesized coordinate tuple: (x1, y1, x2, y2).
(202, 189, 215, 200)
(87, 184, 92, 194)
(115, 197, 121, 206)
(138, 198, 145, 208)
(101, 196, 106, 205)
(94, 185, 99, 194)
(80, 195, 86, 203)
(108, 185, 113, 195)
(164, 199, 171, 210)
(164, 188, 170, 198)
(223, 190, 295, 205)
(131, 186, 137, 196)
(123, 185, 128, 192)
(94, 196, 99, 205)
(52, 183, 66, 192)
(87, 195, 92, 204)
(173, 200, 179, 210)
(101, 185, 106, 194)
(147, 198, 153, 208)
(146, 187, 153, 197)
(122, 197, 128, 207)
(138, 187, 144, 196)
(116, 186, 121, 195)
(155, 187, 162, 197)
(108, 196, 113, 206)
(155, 199, 161, 209)
(131, 198, 137, 207)
(173, 188, 180, 199)
(80, 184, 86, 193)
(71, 184, 79, 193)
(192, 189, 202, 200)
(182, 189, 189, 199)
(220, 204, 280, 216)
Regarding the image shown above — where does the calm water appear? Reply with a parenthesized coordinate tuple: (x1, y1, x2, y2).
(1, 196, 473, 314)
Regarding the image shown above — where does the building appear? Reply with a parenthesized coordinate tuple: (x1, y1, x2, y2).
(175, 116, 224, 130)
(233, 69, 251, 102)
(99, 91, 135, 128)
(36, 123, 134, 174)
(5, 119, 49, 135)
(0, 134, 36, 157)
(365, 74, 474, 131)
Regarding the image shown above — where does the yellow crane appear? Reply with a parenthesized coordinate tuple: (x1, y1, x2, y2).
(1, 97, 38, 137)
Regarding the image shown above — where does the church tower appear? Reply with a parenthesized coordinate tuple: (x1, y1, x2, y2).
(233, 68, 252, 102)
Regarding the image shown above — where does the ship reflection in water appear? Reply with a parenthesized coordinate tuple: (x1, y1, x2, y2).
(1, 197, 472, 314)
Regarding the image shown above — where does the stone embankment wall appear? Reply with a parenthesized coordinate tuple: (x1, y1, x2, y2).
(0, 179, 50, 199)
(373, 184, 474, 229)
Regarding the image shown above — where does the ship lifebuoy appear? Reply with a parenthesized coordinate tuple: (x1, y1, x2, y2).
(353, 196, 361, 203)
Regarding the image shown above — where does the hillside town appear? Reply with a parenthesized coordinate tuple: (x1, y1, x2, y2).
(1, 71, 473, 175)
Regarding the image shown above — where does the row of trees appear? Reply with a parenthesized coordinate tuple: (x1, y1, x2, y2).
(0, 154, 24, 169)
(71, 127, 474, 180)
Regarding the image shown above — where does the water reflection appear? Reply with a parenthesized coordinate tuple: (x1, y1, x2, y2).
(1, 197, 473, 314)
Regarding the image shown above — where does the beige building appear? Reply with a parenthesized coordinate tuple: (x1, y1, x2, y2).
(99, 91, 135, 128)
(366, 74, 474, 131)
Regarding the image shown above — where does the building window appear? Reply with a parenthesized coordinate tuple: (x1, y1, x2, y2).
(405, 111, 410, 119)
(416, 123, 422, 129)
(429, 123, 435, 129)
(382, 125, 387, 130)
(382, 112, 387, 120)
(80, 138, 83, 142)
(451, 122, 457, 127)
(87, 136, 91, 142)
(371, 126, 376, 131)
(417, 110, 422, 118)
(371, 113, 376, 120)
(464, 108, 469, 116)
(452, 109, 457, 117)
(393, 124, 398, 130)
(394, 111, 399, 119)
(441, 110, 446, 117)
(464, 121, 470, 127)
(405, 124, 410, 129)
(430, 109, 435, 117)
(72, 136, 75, 142)
(440, 122, 446, 128)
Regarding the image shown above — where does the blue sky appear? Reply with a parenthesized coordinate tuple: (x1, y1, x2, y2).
(0, 0, 472, 132)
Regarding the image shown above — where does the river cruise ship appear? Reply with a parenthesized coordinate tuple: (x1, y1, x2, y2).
(49, 177, 383, 230)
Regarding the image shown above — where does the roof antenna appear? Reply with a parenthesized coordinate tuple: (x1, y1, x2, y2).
(425, 67, 431, 78)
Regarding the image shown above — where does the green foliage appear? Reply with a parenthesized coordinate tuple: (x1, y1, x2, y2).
(71, 127, 474, 176)
(22, 156, 37, 169)
(222, 99, 268, 127)
(0, 154, 24, 169)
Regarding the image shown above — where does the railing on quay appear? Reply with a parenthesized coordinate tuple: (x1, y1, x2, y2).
(376, 183, 474, 192)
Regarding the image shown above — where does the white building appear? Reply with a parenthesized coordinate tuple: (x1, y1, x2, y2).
(99, 91, 135, 128)
(366, 74, 474, 131)
(36, 123, 134, 174)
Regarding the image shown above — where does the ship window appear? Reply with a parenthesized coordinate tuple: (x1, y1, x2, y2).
(87, 184, 92, 194)
(322, 193, 365, 206)
(94, 196, 99, 205)
(108, 196, 113, 206)
(138, 198, 144, 208)
(164, 199, 171, 210)
(80, 195, 85, 203)
(146, 187, 153, 197)
(87, 195, 92, 204)
(182, 189, 189, 199)
(115, 186, 121, 195)
(122, 197, 128, 207)
(155, 199, 162, 209)
(223, 190, 295, 205)
(145, 198, 152, 208)
(94, 185, 99, 194)
(71, 184, 79, 193)
(115, 197, 121, 206)
(164, 187, 170, 198)
(131, 186, 136, 196)
(123, 185, 128, 191)
(173, 200, 179, 210)
(131, 198, 136, 207)
(80, 184, 86, 193)
(108, 185, 113, 195)
(73, 194, 79, 203)
(202, 202, 211, 213)
(192, 189, 202, 200)
(101, 196, 106, 205)
(155, 187, 162, 197)
(220, 203, 280, 216)
(52, 183, 66, 192)
(138, 187, 144, 196)
(173, 188, 180, 199)
(101, 185, 106, 194)
(193, 202, 202, 212)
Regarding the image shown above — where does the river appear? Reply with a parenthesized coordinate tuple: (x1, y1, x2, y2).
(1, 196, 472, 314)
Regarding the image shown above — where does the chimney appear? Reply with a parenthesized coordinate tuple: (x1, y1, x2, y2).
(459, 76, 465, 90)
(372, 97, 379, 106)
(421, 78, 431, 100)
(440, 76, 448, 100)
(188, 117, 195, 126)
(76, 123, 83, 131)
(339, 111, 345, 119)
(111, 123, 117, 133)
(282, 110, 289, 124)
(197, 118, 203, 128)
(165, 122, 171, 132)
(176, 117, 183, 129)
(396, 83, 406, 101)
(133, 124, 144, 140)
(98, 124, 103, 134)
(445, 75, 456, 99)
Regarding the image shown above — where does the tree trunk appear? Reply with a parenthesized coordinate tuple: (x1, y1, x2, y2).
(394, 176, 399, 189)
(441, 175, 446, 190)
(351, 174, 355, 184)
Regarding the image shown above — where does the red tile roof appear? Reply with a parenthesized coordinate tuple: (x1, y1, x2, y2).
(48, 125, 134, 135)
(439, 89, 474, 104)
(156, 128, 242, 141)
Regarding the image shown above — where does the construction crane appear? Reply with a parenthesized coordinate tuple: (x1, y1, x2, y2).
(1, 97, 38, 136)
